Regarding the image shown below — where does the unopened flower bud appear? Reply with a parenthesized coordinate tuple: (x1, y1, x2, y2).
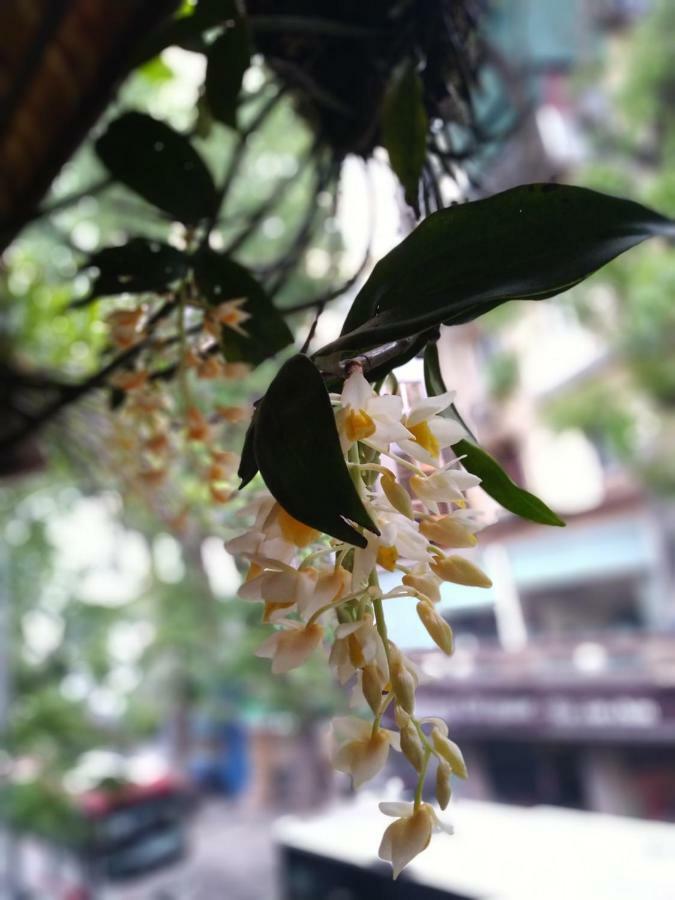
(391, 662, 416, 715)
(380, 471, 414, 519)
(208, 462, 228, 482)
(145, 432, 169, 454)
(402, 571, 441, 604)
(361, 665, 386, 714)
(388, 643, 418, 712)
(186, 406, 209, 441)
(416, 601, 454, 655)
(111, 369, 148, 392)
(435, 760, 452, 810)
(216, 405, 250, 423)
(430, 554, 492, 588)
(197, 356, 224, 379)
(431, 728, 468, 779)
(399, 716, 425, 772)
(419, 515, 477, 549)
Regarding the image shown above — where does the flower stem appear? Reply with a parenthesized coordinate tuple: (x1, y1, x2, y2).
(370, 571, 391, 672)
(371, 692, 394, 736)
(306, 589, 371, 626)
(413, 719, 435, 755)
(362, 442, 421, 474)
(414, 747, 431, 809)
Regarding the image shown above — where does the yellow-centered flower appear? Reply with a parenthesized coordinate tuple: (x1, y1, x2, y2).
(344, 408, 376, 442)
(399, 391, 466, 465)
(276, 505, 320, 548)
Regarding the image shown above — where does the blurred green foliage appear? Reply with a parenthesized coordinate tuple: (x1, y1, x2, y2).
(486, 349, 519, 401)
(0, 50, 346, 841)
(2, 780, 85, 845)
(545, 0, 675, 487)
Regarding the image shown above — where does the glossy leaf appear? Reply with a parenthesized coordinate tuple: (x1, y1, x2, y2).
(238, 411, 259, 488)
(75, 239, 187, 307)
(454, 439, 565, 527)
(423, 344, 564, 527)
(137, 0, 238, 61)
(95, 112, 217, 225)
(381, 61, 428, 213)
(205, 16, 251, 129)
(253, 355, 379, 547)
(320, 184, 675, 358)
(193, 249, 293, 366)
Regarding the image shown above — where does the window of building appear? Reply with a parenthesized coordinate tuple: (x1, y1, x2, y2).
(519, 576, 645, 637)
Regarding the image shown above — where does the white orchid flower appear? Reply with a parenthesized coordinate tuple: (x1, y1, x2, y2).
(297, 566, 350, 620)
(255, 621, 324, 674)
(378, 801, 453, 879)
(237, 565, 319, 622)
(238, 566, 317, 604)
(331, 716, 400, 788)
(352, 511, 429, 591)
(337, 368, 412, 451)
(379, 800, 454, 833)
(410, 464, 481, 513)
(225, 530, 296, 567)
(398, 392, 466, 465)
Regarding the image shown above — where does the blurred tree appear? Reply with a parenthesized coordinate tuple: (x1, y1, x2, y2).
(0, 0, 671, 863)
(548, 0, 675, 488)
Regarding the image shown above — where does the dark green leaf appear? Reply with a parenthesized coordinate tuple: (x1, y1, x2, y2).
(135, 0, 239, 65)
(454, 440, 566, 527)
(205, 18, 251, 129)
(238, 410, 259, 488)
(254, 355, 379, 547)
(95, 112, 217, 224)
(74, 239, 187, 307)
(423, 343, 564, 527)
(193, 249, 293, 366)
(381, 61, 428, 213)
(321, 184, 675, 358)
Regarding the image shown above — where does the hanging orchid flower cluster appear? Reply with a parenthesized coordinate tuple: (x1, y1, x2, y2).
(227, 364, 493, 878)
(103, 294, 253, 526)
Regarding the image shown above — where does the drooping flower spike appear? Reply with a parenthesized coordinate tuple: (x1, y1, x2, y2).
(228, 364, 492, 877)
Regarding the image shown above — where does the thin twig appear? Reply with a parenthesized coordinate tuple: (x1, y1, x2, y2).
(222, 137, 319, 257)
(264, 157, 338, 295)
(0, 301, 176, 452)
(201, 85, 286, 244)
(281, 158, 376, 313)
(300, 301, 325, 354)
(0, 177, 113, 245)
